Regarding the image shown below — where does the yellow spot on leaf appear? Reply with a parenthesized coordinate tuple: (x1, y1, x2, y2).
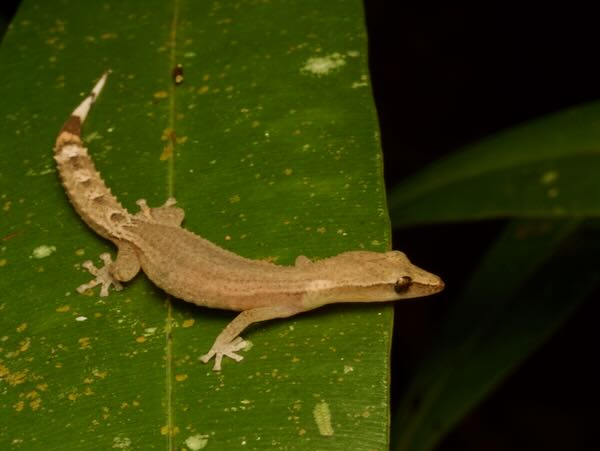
(30, 398, 42, 411)
(100, 32, 118, 39)
(78, 337, 91, 349)
(56, 305, 70, 313)
(197, 85, 209, 94)
(161, 127, 175, 141)
(182, 319, 195, 328)
(19, 337, 31, 352)
(541, 170, 559, 184)
(283, 168, 293, 176)
(93, 369, 108, 379)
(136, 336, 146, 343)
(175, 374, 188, 382)
(154, 91, 169, 99)
(161, 425, 180, 436)
(229, 194, 240, 204)
(5, 369, 28, 386)
(160, 143, 173, 160)
(16, 323, 27, 333)
(14, 400, 25, 412)
(0, 259, 6, 267)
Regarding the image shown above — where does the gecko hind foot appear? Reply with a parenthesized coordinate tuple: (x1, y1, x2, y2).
(199, 337, 248, 371)
(77, 253, 123, 297)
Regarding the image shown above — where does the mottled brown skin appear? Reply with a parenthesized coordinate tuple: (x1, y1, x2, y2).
(55, 73, 444, 370)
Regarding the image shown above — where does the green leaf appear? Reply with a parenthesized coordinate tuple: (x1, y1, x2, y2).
(388, 103, 600, 226)
(391, 219, 600, 451)
(0, 1, 393, 449)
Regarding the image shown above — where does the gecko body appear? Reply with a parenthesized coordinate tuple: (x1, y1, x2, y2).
(54, 73, 444, 370)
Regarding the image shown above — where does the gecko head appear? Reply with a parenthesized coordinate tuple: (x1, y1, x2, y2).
(305, 250, 444, 308)
(382, 250, 445, 299)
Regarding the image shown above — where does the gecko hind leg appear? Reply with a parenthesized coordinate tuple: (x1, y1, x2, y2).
(135, 198, 185, 226)
(200, 304, 303, 371)
(77, 241, 141, 297)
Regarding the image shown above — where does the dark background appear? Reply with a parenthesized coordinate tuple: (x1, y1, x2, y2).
(365, 4, 597, 451)
(1, 2, 596, 449)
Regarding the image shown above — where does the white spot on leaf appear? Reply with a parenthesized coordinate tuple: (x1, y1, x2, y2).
(185, 434, 209, 450)
(32, 245, 56, 259)
(112, 435, 132, 449)
(301, 53, 346, 76)
(313, 401, 334, 436)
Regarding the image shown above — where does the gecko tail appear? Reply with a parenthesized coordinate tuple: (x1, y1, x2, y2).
(55, 71, 110, 150)
(72, 70, 110, 123)
(54, 70, 130, 237)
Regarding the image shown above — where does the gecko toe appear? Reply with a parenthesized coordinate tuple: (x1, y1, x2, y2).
(200, 337, 249, 371)
(78, 254, 122, 297)
(199, 350, 216, 364)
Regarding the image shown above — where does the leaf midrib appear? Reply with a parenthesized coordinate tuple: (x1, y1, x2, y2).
(165, 0, 180, 449)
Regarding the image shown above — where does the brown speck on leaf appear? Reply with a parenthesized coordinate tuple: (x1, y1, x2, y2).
(2, 232, 19, 241)
(172, 64, 184, 85)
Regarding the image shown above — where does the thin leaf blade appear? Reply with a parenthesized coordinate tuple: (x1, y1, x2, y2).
(388, 103, 600, 226)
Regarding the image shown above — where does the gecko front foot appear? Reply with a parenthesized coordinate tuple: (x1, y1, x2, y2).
(77, 253, 123, 297)
(199, 337, 248, 371)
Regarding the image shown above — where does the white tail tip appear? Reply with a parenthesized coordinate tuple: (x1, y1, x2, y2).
(72, 71, 111, 123)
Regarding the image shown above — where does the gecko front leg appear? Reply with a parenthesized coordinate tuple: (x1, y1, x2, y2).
(200, 304, 304, 371)
(77, 253, 122, 296)
(78, 241, 141, 296)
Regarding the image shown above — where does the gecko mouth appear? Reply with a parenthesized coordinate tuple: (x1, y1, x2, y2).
(412, 280, 445, 295)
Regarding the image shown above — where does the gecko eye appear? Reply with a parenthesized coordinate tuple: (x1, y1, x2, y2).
(394, 276, 412, 294)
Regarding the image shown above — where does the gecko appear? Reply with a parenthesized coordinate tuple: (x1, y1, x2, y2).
(54, 72, 444, 371)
